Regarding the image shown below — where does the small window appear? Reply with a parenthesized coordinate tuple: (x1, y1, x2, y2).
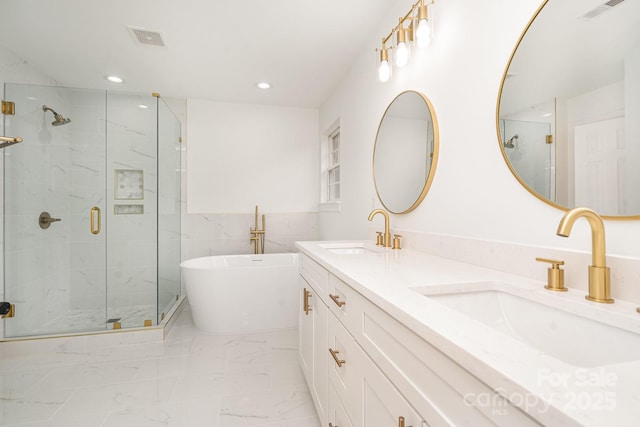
(327, 127, 340, 202)
(320, 121, 341, 211)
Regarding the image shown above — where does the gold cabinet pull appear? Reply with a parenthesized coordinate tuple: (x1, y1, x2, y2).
(303, 288, 312, 315)
(90, 206, 101, 235)
(329, 348, 345, 367)
(329, 293, 345, 308)
(398, 416, 412, 427)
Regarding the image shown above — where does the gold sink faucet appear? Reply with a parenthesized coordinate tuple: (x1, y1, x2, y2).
(556, 207, 613, 303)
(368, 209, 391, 248)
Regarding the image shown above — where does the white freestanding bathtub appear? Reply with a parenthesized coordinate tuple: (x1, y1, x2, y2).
(180, 253, 299, 334)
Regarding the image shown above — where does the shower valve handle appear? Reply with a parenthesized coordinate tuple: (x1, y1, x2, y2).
(39, 212, 61, 229)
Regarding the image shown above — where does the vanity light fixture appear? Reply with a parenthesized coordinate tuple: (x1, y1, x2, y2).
(376, 0, 435, 83)
(395, 20, 410, 67)
(377, 44, 392, 82)
(415, 0, 432, 48)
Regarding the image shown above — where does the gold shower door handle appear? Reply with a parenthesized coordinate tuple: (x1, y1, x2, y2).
(90, 206, 101, 235)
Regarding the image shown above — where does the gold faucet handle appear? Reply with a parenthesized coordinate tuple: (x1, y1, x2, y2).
(393, 234, 402, 250)
(375, 231, 383, 246)
(535, 257, 567, 292)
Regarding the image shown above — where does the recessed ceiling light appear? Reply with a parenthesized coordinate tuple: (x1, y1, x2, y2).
(106, 75, 124, 83)
(257, 82, 271, 89)
(138, 104, 149, 109)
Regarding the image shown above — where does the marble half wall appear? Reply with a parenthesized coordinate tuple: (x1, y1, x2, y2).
(182, 211, 319, 260)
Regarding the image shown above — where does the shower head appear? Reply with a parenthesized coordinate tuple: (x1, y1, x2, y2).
(504, 133, 519, 149)
(42, 105, 71, 126)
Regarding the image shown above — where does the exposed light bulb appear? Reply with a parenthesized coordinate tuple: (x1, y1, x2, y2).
(395, 42, 409, 67)
(416, 19, 431, 48)
(378, 46, 391, 82)
(378, 59, 391, 82)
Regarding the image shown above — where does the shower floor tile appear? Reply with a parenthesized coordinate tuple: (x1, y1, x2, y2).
(0, 307, 321, 427)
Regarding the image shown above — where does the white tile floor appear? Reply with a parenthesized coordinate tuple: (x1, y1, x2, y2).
(0, 307, 321, 426)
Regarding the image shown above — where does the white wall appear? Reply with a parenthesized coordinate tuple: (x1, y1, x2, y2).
(319, 0, 640, 259)
(186, 99, 319, 213)
(182, 99, 320, 259)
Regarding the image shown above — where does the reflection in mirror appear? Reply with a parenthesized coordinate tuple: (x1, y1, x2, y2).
(373, 91, 438, 214)
(498, 0, 640, 218)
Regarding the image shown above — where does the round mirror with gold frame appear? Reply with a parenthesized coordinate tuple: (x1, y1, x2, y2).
(497, 0, 640, 219)
(373, 90, 439, 214)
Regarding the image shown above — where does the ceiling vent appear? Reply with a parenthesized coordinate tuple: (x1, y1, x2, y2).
(128, 26, 166, 47)
(580, 0, 625, 19)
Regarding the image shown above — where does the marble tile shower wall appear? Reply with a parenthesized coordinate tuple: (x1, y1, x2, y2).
(0, 46, 60, 338)
(182, 212, 320, 260)
(3, 86, 74, 335)
(68, 89, 107, 314)
(157, 103, 182, 315)
(105, 93, 159, 324)
(1, 87, 168, 336)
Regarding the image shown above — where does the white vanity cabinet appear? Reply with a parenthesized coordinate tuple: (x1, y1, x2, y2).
(301, 253, 427, 427)
(299, 280, 329, 426)
(298, 252, 542, 427)
(328, 311, 425, 427)
(328, 382, 354, 427)
(299, 258, 329, 426)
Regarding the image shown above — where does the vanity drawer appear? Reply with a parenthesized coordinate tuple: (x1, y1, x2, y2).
(328, 311, 361, 424)
(327, 274, 365, 333)
(300, 254, 329, 295)
(328, 382, 354, 427)
(358, 302, 539, 426)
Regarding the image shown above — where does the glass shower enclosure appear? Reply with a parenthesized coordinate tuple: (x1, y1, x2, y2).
(2, 83, 181, 338)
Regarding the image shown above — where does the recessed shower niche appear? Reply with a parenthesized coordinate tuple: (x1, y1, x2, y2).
(2, 83, 181, 338)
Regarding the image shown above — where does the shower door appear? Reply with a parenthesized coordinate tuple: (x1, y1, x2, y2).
(3, 83, 108, 337)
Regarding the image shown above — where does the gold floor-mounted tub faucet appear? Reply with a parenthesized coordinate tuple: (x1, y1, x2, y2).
(250, 205, 265, 254)
(556, 207, 613, 304)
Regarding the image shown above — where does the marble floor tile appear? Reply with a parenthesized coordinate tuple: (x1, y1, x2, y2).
(0, 309, 320, 426)
(219, 388, 317, 427)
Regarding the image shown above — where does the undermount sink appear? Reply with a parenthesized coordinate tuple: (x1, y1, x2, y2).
(318, 242, 374, 255)
(414, 282, 640, 367)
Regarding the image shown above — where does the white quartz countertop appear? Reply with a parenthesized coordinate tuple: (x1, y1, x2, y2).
(295, 240, 640, 427)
